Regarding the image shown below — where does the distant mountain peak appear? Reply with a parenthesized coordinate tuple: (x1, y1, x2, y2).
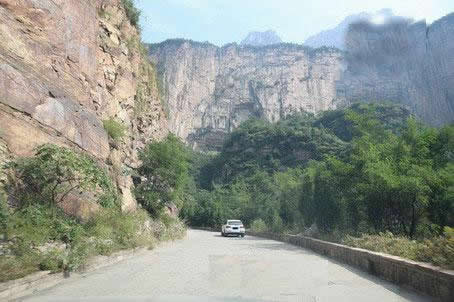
(240, 30, 283, 47)
(304, 8, 396, 49)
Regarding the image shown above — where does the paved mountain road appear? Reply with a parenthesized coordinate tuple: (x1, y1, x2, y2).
(22, 229, 429, 302)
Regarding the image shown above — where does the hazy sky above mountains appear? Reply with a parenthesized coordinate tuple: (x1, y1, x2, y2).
(136, 0, 454, 46)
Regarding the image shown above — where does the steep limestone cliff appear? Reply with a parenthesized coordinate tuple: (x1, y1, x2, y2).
(149, 41, 345, 151)
(0, 0, 168, 212)
(150, 13, 454, 151)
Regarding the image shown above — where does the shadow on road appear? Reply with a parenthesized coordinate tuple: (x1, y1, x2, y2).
(248, 242, 314, 254)
(214, 234, 245, 238)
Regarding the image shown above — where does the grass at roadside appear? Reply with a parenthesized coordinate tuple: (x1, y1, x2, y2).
(342, 229, 454, 270)
(257, 226, 454, 270)
(248, 217, 453, 270)
(0, 143, 187, 283)
(0, 204, 186, 283)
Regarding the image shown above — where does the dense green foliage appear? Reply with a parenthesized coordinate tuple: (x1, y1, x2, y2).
(181, 103, 453, 267)
(314, 102, 411, 141)
(250, 218, 268, 232)
(0, 142, 187, 282)
(7, 144, 117, 208)
(103, 118, 127, 141)
(121, 0, 141, 28)
(184, 104, 454, 235)
(300, 115, 454, 238)
(135, 134, 190, 215)
(200, 114, 347, 186)
(0, 194, 7, 236)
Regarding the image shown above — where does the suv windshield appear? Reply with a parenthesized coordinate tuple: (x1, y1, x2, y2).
(228, 221, 242, 225)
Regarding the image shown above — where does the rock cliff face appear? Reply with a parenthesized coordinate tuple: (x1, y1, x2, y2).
(0, 0, 168, 212)
(150, 13, 454, 150)
(341, 14, 454, 126)
(149, 41, 344, 151)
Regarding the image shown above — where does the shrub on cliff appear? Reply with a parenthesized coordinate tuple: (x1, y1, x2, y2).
(121, 0, 141, 28)
(7, 144, 118, 208)
(103, 118, 126, 141)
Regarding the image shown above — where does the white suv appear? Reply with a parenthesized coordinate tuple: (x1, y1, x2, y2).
(221, 220, 245, 237)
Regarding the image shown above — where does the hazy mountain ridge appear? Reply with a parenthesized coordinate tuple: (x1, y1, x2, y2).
(240, 30, 283, 46)
(304, 8, 396, 49)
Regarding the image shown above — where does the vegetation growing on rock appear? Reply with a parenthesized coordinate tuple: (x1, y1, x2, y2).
(103, 118, 127, 142)
(121, 0, 141, 29)
(7, 144, 118, 208)
(0, 143, 186, 283)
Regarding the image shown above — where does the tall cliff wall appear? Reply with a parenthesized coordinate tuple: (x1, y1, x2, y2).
(341, 14, 454, 126)
(149, 41, 345, 150)
(150, 13, 454, 151)
(0, 0, 168, 212)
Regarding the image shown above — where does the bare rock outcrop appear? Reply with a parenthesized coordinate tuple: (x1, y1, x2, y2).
(0, 0, 168, 214)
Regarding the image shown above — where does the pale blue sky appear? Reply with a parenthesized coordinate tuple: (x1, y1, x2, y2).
(136, 0, 454, 46)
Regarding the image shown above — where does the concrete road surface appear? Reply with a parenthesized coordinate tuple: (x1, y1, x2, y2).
(21, 229, 431, 302)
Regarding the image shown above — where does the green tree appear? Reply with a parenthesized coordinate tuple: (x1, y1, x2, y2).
(428, 124, 454, 229)
(0, 194, 9, 239)
(8, 144, 117, 208)
(135, 134, 189, 215)
(348, 118, 438, 237)
(273, 168, 304, 230)
(431, 124, 454, 168)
